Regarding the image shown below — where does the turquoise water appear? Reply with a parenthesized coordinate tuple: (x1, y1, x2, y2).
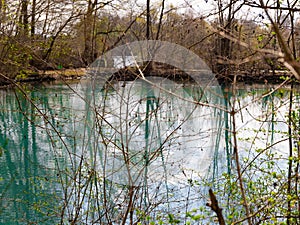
(0, 84, 72, 224)
(0, 80, 292, 224)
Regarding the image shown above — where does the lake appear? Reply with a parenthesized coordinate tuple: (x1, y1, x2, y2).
(0, 78, 294, 224)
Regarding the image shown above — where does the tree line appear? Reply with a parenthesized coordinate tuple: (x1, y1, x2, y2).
(2, 1, 300, 224)
(1, 0, 300, 83)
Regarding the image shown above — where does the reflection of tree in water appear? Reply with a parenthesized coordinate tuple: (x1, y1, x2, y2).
(0, 81, 226, 224)
(91, 78, 224, 223)
(0, 86, 71, 224)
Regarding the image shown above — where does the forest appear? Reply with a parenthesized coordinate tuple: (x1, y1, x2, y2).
(1, 0, 300, 84)
(2, 1, 300, 225)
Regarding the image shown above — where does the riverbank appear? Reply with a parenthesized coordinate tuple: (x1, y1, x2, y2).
(1, 67, 294, 86)
(17, 68, 87, 82)
(218, 70, 292, 84)
(0, 68, 87, 87)
(106, 67, 293, 84)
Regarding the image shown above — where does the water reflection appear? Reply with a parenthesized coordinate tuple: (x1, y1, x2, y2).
(0, 81, 293, 224)
(0, 85, 69, 224)
(78, 77, 225, 223)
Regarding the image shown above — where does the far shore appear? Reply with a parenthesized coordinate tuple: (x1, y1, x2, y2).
(2, 67, 294, 85)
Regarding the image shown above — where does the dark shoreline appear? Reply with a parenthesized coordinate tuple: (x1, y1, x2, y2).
(0, 67, 294, 88)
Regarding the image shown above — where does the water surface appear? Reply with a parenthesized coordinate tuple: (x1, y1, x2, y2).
(0, 80, 293, 224)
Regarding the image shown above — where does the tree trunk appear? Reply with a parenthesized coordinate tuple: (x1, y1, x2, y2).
(82, 0, 96, 65)
(146, 0, 150, 39)
(156, 0, 165, 40)
(214, 0, 234, 81)
(20, 0, 29, 37)
(0, 0, 4, 27)
(31, 0, 36, 37)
